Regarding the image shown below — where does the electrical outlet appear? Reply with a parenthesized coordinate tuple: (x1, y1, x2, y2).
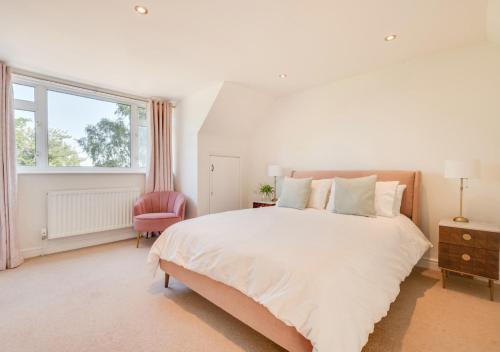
(41, 228, 48, 240)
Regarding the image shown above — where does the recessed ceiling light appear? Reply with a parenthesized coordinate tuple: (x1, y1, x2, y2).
(384, 34, 397, 42)
(278, 74, 287, 78)
(134, 5, 148, 15)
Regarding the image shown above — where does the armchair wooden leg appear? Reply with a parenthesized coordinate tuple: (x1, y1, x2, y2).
(136, 232, 141, 248)
(165, 273, 170, 288)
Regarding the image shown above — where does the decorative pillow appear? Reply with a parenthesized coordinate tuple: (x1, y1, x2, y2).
(393, 184, 407, 216)
(333, 175, 377, 217)
(307, 179, 333, 209)
(374, 181, 399, 217)
(277, 177, 312, 210)
(325, 180, 336, 211)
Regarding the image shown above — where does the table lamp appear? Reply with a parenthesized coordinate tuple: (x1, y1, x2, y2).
(267, 165, 283, 202)
(444, 159, 480, 223)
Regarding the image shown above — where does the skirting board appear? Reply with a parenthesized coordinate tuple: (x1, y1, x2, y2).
(417, 256, 439, 271)
(22, 239, 440, 268)
(21, 228, 136, 258)
(20, 241, 440, 269)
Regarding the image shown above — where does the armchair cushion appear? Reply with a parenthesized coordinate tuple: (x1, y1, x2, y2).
(134, 212, 181, 232)
(135, 212, 178, 220)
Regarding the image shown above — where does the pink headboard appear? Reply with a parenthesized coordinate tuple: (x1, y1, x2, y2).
(291, 170, 421, 227)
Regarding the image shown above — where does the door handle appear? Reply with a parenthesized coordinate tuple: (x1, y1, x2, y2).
(210, 164, 214, 172)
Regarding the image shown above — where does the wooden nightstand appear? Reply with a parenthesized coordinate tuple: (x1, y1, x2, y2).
(253, 201, 276, 208)
(439, 219, 500, 301)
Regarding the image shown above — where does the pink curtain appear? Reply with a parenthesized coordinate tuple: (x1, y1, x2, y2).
(0, 62, 23, 270)
(146, 99, 173, 193)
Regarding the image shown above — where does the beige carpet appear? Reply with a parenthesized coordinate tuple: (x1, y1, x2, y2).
(1, 239, 499, 352)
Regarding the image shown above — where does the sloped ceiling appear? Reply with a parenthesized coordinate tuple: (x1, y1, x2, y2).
(199, 82, 274, 138)
(0, 0, 488, 99)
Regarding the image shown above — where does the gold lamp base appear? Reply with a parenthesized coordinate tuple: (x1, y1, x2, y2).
(453, 216, 469, 223)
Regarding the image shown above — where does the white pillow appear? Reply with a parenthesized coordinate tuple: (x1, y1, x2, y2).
(325, 180, 336, 211)
(374, 181, 399, 217)
(393, 184, 407, 216)
(307, 179, 333, 209)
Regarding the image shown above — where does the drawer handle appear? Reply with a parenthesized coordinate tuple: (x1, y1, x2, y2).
(461, 254, 471, 261)
(462, 233, 472, 241)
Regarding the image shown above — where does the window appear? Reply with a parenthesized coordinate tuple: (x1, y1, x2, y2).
(12, 76, 148, 172)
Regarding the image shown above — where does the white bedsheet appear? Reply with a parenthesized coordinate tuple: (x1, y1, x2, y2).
(148, 207, 431, 352)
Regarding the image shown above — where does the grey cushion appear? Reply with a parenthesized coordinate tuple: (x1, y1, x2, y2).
(333, 175, 377, 217)
(277, 177, 312, 210)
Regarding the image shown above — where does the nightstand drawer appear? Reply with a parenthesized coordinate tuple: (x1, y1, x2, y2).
(439, 226, 499, 250)
(439, 243, 499, 279)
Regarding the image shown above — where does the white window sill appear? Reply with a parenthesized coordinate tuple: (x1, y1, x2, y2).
(17, 168, 147, 175)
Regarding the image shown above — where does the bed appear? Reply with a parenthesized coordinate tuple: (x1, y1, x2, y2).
(148, 170, 431, 352)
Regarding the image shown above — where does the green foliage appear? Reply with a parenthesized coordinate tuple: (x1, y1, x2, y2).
(77, 117, 131, 167)
(259, 184, 274, 197)
(15, 116, 36, 166)
(115, 103, 131, 118)
(15, 116, 81, 167)
(48, 129, 83, 166)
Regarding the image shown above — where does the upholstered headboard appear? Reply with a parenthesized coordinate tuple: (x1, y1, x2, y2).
(291, 170, 421, 227)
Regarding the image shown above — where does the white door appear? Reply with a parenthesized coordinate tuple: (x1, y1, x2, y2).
(209, 155, 240, 214)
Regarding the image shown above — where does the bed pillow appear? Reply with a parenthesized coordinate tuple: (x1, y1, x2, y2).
(277, 177, 312, 210)
(325, 180, 336, 211)
(333, 175, 377, 217)
(307, 179, 333, 209)
(393, 184, 407, 216)
(374, 181, 399, 217)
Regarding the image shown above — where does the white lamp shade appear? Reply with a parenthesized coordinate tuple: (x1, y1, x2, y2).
(444, 159, 480, 179)
(267, 165, 283, 177)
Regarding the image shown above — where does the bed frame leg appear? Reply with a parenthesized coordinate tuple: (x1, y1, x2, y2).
(165, 273, 170, 288)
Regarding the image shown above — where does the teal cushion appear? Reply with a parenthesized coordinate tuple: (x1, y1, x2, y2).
(277, 177, 312, 210)
(333, 175, 376, 217)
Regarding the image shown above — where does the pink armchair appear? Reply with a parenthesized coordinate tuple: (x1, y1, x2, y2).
(133, 191, 186, 248)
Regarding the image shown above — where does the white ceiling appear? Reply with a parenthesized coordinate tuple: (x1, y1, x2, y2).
(0, 0, 488, 99)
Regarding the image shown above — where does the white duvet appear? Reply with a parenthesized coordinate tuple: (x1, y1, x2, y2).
(148, 207, 431, 352)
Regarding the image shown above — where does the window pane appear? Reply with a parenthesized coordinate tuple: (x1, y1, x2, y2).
(13, 84, 35, 102)
(47, 91, 131, 167)
(15, 110, 36, 166)
(137, 126, 148, 168)
(138, 106, 147, 123)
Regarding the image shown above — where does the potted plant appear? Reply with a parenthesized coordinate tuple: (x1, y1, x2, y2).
(259, 184, 274, 201)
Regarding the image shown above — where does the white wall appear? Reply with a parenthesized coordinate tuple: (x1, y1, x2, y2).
(197, 82, 274, 216)
(174, 83, 222, 218)
(18, 173, 145, 257)
(249, 43, 500, 265)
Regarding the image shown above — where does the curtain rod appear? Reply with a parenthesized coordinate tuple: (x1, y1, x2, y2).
(11, 67, 151, 103)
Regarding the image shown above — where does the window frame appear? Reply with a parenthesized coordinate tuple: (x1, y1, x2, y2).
(12, 75, 148, 174)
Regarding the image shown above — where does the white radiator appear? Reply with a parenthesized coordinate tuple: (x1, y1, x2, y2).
(47, 188, 140, 239)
